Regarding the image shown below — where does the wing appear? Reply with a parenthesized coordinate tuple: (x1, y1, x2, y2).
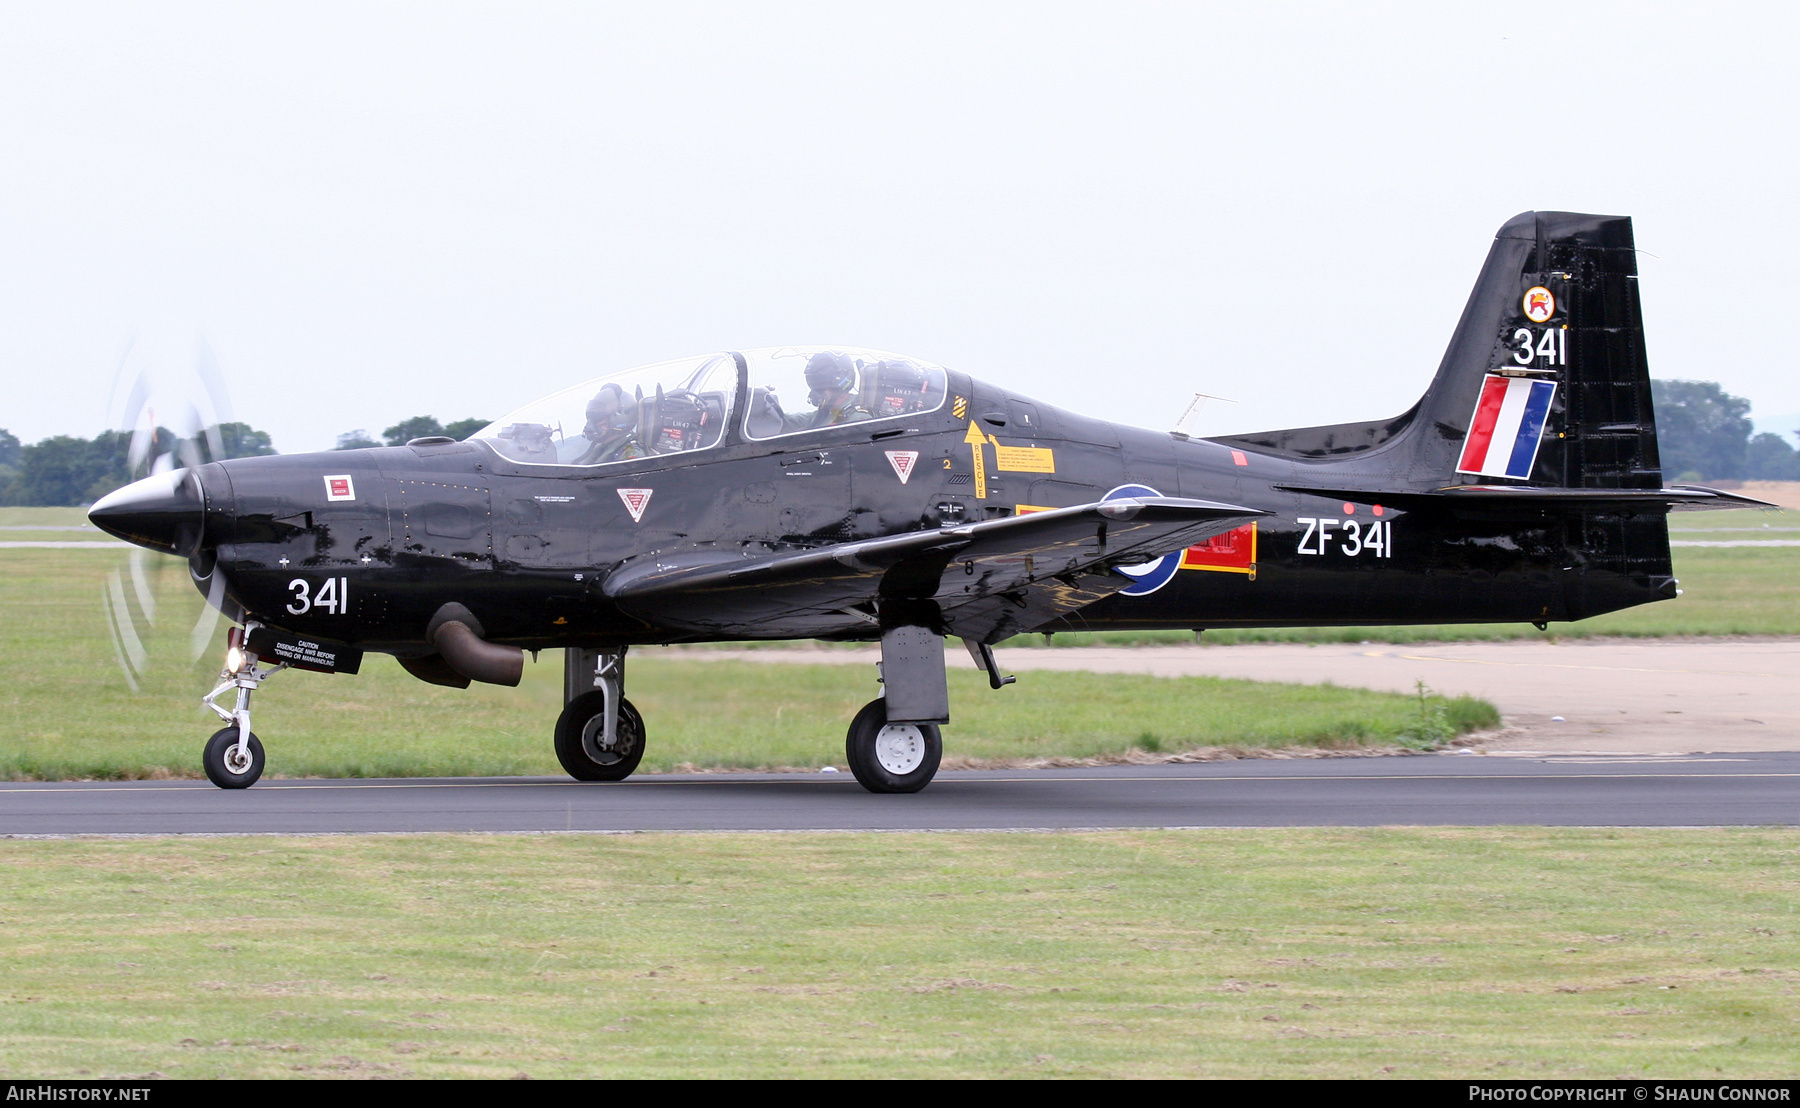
(1278, 483, 1779, 513)
(602, 496, 1267, 641)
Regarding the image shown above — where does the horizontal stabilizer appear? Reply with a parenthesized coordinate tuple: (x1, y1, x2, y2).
(1277, 483, 1778, 513)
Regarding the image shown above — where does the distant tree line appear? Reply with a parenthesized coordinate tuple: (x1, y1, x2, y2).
(0, 414, 487, 506)
(333, 416, 489, 451)
(0, 423, 274, 507)
(1652, 380, 1800, 482)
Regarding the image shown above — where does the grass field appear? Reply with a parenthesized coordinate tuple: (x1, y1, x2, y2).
(0, 545, 1494, 780)
(2, 828, 1794, 1079)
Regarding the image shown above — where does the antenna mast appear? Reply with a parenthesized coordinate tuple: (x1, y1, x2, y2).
(1169, 391, 1236, 439)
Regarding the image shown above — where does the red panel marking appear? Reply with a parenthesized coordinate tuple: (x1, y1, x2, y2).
(1180, 522, 1257, 573)
(1230, 450, 1248, 466)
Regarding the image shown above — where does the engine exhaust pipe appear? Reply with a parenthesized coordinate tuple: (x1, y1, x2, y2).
(425, 603, 523, 687)
(397, 653, 472, 690)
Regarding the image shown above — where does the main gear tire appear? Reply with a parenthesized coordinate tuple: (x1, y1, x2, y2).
(844, 698, 941, 794)
(202, 727, 265, 789)
(554, 692, 646, 782)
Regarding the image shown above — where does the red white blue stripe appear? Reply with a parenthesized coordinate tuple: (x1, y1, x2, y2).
(1457, 374, 1557, 480)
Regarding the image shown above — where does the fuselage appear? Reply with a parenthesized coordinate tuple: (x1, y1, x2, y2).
(175, 362, 1673, 653)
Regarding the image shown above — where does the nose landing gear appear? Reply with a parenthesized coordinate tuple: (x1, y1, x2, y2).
(199, 624, 288, 789)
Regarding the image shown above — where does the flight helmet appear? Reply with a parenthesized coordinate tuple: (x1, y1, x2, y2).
(803, 352, 857, 407)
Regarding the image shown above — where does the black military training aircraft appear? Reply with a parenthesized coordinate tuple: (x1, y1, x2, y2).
(89, 211, 1772, 792)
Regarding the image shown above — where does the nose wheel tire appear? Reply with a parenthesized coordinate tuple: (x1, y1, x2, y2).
(554, 691, 647, 781)
(845, 698, 942, 794)
(202, 727, 265, 789)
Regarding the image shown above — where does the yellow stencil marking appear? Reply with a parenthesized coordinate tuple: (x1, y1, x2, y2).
(993, 444, 1056, 473)
(964, 420, 988, 499)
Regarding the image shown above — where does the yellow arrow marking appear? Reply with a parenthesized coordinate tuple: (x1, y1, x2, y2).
(964, 420, 988, 499)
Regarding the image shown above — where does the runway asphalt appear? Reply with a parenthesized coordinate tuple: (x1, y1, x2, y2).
(6, 752, 1796, 836)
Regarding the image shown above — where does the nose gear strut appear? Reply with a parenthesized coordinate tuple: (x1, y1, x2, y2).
(199, 623, 288, 788)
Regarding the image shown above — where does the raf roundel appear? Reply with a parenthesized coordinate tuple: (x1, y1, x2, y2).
(1522, 286, 1556, 324)
(1102, 483, 1183, 596)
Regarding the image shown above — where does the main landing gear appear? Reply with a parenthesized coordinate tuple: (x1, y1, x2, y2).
(551, 630, 1012, 794)
(199, 624, 288, 789)
(556, 647, 644, 780)
(840, 625, 1014, 794)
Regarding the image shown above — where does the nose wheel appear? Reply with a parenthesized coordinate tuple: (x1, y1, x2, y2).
(202, 726, 265, 788)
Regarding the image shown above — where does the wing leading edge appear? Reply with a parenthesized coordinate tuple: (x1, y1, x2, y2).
(603, 496, 1266, 642)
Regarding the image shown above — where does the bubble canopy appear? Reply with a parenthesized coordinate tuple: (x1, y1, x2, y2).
(473, 347, 948, 467)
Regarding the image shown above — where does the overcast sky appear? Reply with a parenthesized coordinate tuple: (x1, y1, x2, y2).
(2, 2, 1796, 453)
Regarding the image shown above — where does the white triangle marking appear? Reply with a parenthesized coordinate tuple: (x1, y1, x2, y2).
(885, 450, 919, 485)
(617, 487, 653, 522)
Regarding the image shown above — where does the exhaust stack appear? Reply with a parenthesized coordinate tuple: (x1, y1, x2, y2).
(426, 603, 524, 687)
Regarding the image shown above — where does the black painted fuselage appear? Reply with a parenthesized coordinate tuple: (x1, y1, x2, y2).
(193, 367, 1672, 653)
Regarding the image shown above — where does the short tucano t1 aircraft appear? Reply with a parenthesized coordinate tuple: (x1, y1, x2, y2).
(89, 211, 1773, 792)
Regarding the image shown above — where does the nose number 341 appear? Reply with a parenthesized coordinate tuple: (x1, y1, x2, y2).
(287, 577, 349, 615)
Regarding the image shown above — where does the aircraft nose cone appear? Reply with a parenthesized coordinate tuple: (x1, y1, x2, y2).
(88, 470, 206, 556)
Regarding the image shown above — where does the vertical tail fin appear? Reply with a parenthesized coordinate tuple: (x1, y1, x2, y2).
(1416, 210, 1660, 490)
(1219, 211, 1661, 491)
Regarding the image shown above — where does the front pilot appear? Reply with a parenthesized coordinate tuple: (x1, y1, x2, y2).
(572, 383, 646, 464)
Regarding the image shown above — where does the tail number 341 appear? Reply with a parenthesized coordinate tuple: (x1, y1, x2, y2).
(287, 577, 349, 615)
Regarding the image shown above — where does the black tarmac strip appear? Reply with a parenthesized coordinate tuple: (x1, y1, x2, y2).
(3, 752, 1798, 836)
